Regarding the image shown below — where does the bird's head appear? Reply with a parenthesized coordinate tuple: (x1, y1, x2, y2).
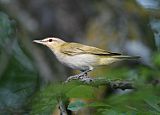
(33, 37, 66, 51)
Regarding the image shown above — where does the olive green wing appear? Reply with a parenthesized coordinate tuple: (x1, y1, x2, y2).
(61, 42, 121, 56)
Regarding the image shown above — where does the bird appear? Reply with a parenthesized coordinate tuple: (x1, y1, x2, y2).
(33, 37, 139, 79)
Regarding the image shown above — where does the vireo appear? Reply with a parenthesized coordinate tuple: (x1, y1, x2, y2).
(33, 37, 139, 77)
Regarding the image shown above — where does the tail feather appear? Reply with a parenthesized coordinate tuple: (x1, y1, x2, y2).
(112, 55, 140, 60)
(99, 55, 140, 65)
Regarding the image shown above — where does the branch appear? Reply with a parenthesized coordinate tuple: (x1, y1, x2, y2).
(58, 100, 68, 115)
(65, 75, 135, 90)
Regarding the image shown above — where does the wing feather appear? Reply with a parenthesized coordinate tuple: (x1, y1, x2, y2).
(61, 42, 121, 56)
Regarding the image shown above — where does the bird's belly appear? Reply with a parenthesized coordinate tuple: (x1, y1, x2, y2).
(56, 54, 98, 70)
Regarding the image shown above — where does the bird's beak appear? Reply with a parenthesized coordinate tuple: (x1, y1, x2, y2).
(33, 40, 44, 44)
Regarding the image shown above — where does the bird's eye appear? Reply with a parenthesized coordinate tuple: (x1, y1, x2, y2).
(49, 39, 52, 42)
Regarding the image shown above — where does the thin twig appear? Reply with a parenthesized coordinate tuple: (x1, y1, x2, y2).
(65, 75, 135, 90)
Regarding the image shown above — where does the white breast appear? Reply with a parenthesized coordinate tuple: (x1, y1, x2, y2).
(54, 52, 98, 70)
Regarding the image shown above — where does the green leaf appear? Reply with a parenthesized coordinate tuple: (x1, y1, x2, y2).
(88, 102, 112, 108)
(30, 84, 60, 115)
(66, 85, 95, 98)
(145, 96, 160, 112)
(67, 100, 86, 111)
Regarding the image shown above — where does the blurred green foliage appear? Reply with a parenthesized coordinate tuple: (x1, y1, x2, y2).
(0, 12, 38, 114)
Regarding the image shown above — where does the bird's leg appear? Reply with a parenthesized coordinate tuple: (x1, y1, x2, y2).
(76, 66, 93, 77)
(79, 69, 92, 77)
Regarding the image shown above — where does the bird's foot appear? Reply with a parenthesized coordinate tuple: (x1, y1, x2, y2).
(65, 72, 93, 83)
(65, 72, 87, 82)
